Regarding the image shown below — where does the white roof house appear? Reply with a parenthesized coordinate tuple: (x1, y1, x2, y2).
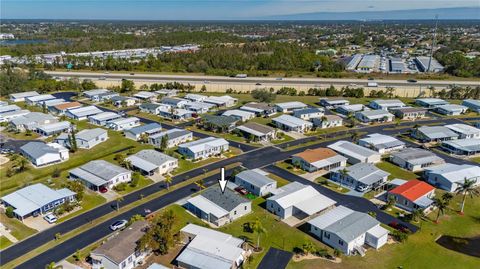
(462, 99, 480, 113)
(415, 98, 449, 108)
(35, 121, 72, 136)
(178, 137, 229, 160)
(445, 124, 480, 139)
(358, 133, 406, 154)
(10, 112, 58, 131)
(355, 109, 394, 123)
(331, 163, 389, 191)
(235, 122, 276, 141)
(184, 93, 207, 102)
(126, 149, 177, 176)
(272, 114, 313, 133)
(133, 91, 158, 100)
(88, 112, 122, 126)
(66, 106, 103, 120)
(413, 126, 459, 142)
(149, 128, 193, 148)
(336, 104, 366, 115)
(56, 128, 109, 149)
(328, 140, 381, 164)
(69, 160, 132, 190)
(266, 182, 336, 220)
(292, 107, 324, 120)
(0, 104, 21, 114)
(390, 148, 445, 172)
(425, 164, 480, 192)
(0, 183, 76, 220)
(441, 139, 480, 155)
(0, 109, 30, 122)
(369, 99, 406, 110)
(275, 101, 308, 112)
(40, 98, 66, 107)
(222, 109, 255, 122)
(178, 224, 246, 269)
(204, 95, 237, 107)
(124, 123, 162, 140)
(435, 104, 468, 116)
(20, 141, 69, 167)
(319, 98, 350, 108)
(184, 101, 215, 113)
(9, 91, 39, 102)
(106, 117, 141, 131)
(235, 169, 277, 196)
(24, 94, 56, 105)
(308, 206, 388, 255)
(83, 88, 110, 98)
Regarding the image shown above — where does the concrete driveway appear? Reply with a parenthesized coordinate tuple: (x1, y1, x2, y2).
(97, 189, 120, 202)
(23, 216, 51, 231)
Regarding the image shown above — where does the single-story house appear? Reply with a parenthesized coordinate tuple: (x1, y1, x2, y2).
(369, 99, 406, 111)
(66, 106, 103, 120)
(49, 101, 82, 115)
(435, 104, 468, 116)
(413, 126, 459, 142)
(184, 93, 207, 102)
(415, 98, 449, 108)
(91, 221, 149, 269)
(124, 123, 162, 141)
(387, 180, 435, 212)
(462, 99, 480, 113)
(186, 187, 251, 227)
(25, 94, 56, 106)
(235, 122, 276, 142)
(35, 121, 72, 136)
(155, 89, 178, 97)
(355, 110, 394, 123)
(331, 163, 389, 192)
(234, 169, 277, 196)
(107, 117, 141, 131)
(88, 111, 123, 126)
(94, 91, 120, 103)
(184, 101, 215, 114)
(266, 182, 336, 220)
(178, 137, 229, 160)
(126, 149, 178, 176)
(319, 98, 350, 109)
(275, 101, 308, 113)
(69, 160, 132, 191)
(336, 104, 366, 115)
(0, 109, 30, 123)
(292, 147, 347, 173)
(204, 95, 238, 107)
(425, 164, 480, 192)
(445, 124, 480, 139)
(240, 102, 277, 117)
(177, 224, 247, 269)
(313, 115, 343, 129)
(110, 95, 136, 107)
(441, 139, 480, 155)
(158, 107, 193, 121)
(0, 104, 21, 114)
(292, 107, 324, 121)
(20, 142, 69, 167)
(55, 128, 108, 149)
(272, 114, 313, 133)
(392, 107, 427, 120)
(328, 140, 381, 164)
(83, 89, 110, 100)
(10, 112, 58, 131)
(139, 103, 163, 115)
(9, 91, 39, 102)
(309, 206, 388, 255)
(358, 133, 406, 154)
(222, 109, 255, 122)
(39, 98, 67, 108)
(0, 183, 76, 221)
(160, 97, 190, 108)
(133, 91, 158, 101)
(149, 128, 193, 149)
(200, 115, 239, 132)
(390, 148, 445, 172)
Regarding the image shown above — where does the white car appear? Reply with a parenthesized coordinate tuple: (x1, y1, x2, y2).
(109, 219, 128, 231)
(44, 213, 58, 224)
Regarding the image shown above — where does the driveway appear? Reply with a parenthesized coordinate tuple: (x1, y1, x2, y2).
(258, 248, 293, 269)
(22, 216, 51, 232)
(98, 189, 120, 202)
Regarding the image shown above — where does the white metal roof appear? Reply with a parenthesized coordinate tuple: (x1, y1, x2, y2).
(275, 101, 307, 110)
(222, 109, 255, 118)
(272, 114, 313, 128)
(187, 195, 229, 218)
(179, 137, 228, 154)
(445, 124, 480, 136)
(426, 164, 480, 184)
(328, 140, 379, 161)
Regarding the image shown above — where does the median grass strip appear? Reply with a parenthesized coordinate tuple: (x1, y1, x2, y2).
(0, 236, 13, 250)
(1, 162, 241, 269)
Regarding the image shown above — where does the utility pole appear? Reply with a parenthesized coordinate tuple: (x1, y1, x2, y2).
(427, 14, 439, 73)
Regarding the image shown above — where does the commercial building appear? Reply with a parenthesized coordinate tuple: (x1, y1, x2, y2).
(69, 160, 132, 191)
(425, 164, 480, 192)
(186, 187, 251, 227)
(330, 163, 389, 192)
(126, 149, 178, 176)
(414, 56, 444, 73)
(387, 180, 435, 212)
(149, 128, 193, 149)
(328, 140, 381, 164)
(309, 206, 388, 255)
(0, 183, 76, 221)
(358, 133, 405, 154)
(292, 148, 347, 173)
(178, 137, 229, 160)
(390, 148, 445, 172)
(20, 141, 69, 167)
(234, 169, 277, 196)
(272, 114, 313, 133)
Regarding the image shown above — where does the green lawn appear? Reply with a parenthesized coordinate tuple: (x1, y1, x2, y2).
(2, 129, 40, 140)
(271, 133, 295, 145)
(470, 156, 480, 164)
(0, 236, 13, 250)
(0, 214, 37, 241)
(306, 126, 349, 136)
(267, 173, 292, 187)
(287, 192, 480, 269)
(58, 191, 107, 223)
(375, 161, 418, 180)
(115, 176, 154, 196)
(276, 161, 306, 175)
(315, 177, 350, 194)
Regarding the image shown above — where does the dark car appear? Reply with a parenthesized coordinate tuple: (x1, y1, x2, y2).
(389, 221, 411, 233)
(234, 186, 248, 195)
(99, 186, 108, 193)
(255, 83, 262, 86)
(407, 79, 417, 83)
(130, 73, 135, 75)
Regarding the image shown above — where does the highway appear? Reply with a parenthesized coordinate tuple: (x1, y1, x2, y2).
(45, 71, 480, 88)
(1, 110, 477, 268)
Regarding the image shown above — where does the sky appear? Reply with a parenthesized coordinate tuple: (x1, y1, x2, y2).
(1, 0, 478, 20)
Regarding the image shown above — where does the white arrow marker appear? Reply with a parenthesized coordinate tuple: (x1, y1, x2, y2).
(218, 167, 227, 194)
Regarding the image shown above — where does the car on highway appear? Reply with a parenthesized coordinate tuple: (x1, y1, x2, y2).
(99, 186, 108, 193)
(109, 219, 128, 231)
(407, 79, 417, 83)
(276, 77, 283, 80)
(130, 73, 135, 75)
(99, 76, 106, 80)
(255, 83, 262, 86)
(368, 77, 375, 80)
(43, 213, 58, 224)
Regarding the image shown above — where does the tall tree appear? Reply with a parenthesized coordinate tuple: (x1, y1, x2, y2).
(160, 134, 169, 152)
(433, 197, 449, 223)
(251, 218, 266, 250)
(454, 178, 480, 214)
(138, 210, 176, 255)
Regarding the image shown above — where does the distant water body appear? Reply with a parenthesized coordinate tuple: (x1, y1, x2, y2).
(0, 39, 48, 46)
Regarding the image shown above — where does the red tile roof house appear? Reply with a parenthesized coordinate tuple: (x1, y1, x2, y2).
(387, 180, 436, 213)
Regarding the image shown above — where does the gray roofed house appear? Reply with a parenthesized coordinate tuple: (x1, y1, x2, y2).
(462, 99, 480, 113)
(110, 95, 136, 107)
(69, 160, 132, 191)
(369, 99, 406, 111)
(35, 121, 72, 136)
(160, 97, 190, 108)
(9, 91, 39, 102)
(204, 95, 237, 107)
(66, 106, 103, 120)
(0, 104, 21, 114)
(330, 163, 390, 192)
(441, 139, 480, 155)
(415, 98, 449, 108)
(201, 115, 239, 132)
(355, 109, 394, 123)
(328, 140, 381, 164)
(392, 107, 427, 120)
(178, 137, 229, 160)
(435, 104, 468, 116)
(10, 112, 58, 131)
(126, 149, 178, 176)
(235, 122, 276, 142)
(445, 124, 480, 139)
(390, 148, 445, 172)
(0, 183, 76, 221)
(319, 98, 350, 108)
(20, 141, 69, 167)
(413, 126, 459, 142)
(336, 104, 366, 115)
(239, 102, 276, 116)
(124, 123, 162, 141)
(309, 206, 388, 255)
(91, 221, 149, 269)
(292, 107, 324, 121)
(272, 114, 313, 133)
(275, 101, 308, 113)
(424, 164, 480, 192)
(55, 128, 108, 149)
(235, 169, 277, 196)
(139, 103, 163, 114)
(222, 109, 255, 122)
(186, 187, 252, 227)
(0, 109, 30, 123)
(88, 112, 122, 126)
(358, 133, 406, 154)
(149, 128, 193, 149)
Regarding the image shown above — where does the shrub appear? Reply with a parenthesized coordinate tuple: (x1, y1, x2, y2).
(392, 230, 409, 242)
(5, 206, 14, 218)
(114, 182, 128, 192)
(52, 168, 61, 178)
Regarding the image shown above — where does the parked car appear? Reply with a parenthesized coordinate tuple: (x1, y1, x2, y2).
(234, 186, 248, 195)
(44, 213, 58, 224)
(99, 186, 108, 193)
(109, 219, 128, 231)
(389, 221, 411, 233)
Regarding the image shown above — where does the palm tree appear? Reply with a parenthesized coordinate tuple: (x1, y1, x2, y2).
(351, 131, 360, 142)
(121, 158, 132, 170)
(411, 209, 425, 222)
(164, 175, 172, 190)
(251, 218, 266, 250)
(116, 197, 124, 211)
(433, 197, 449, 223)
(16, 156, 29, 172)
(45, 262, 56, 269)
(455, 178, 480, 214)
